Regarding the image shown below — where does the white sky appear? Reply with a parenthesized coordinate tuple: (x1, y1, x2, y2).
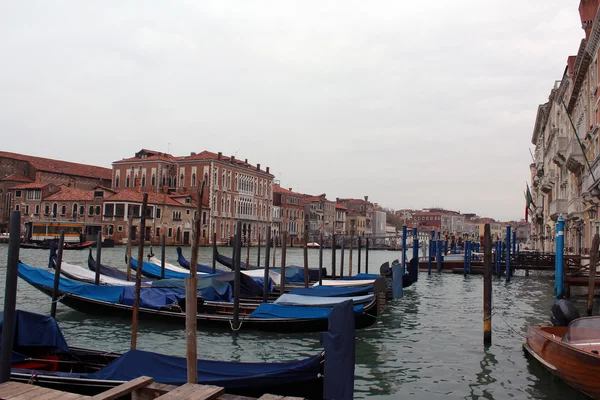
(0, 1, 585, 221)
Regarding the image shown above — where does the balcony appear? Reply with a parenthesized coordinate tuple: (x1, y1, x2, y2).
(549, 199, 567, 220)
(540, 169, 556, 194)
(552, 136, 569, 166)
(536, 161, 544, 177)
(565, 138, 585, 174)
(567, 197, 584, 221)
(582, 155, 600, 195)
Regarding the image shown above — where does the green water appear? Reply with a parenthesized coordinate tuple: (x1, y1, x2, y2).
(0, 244, 596, 399)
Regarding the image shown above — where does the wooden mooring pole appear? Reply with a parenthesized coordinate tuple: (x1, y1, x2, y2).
(280, 231, 287, 294)
(94, 231, 102, 285)
(233, 221, 242, 330)
(246, 225, 251, 269)
(365, 237, 369, 274)
(357, 236, 362, 275)
(51, 231, 65, 318)
(257, 232, 261, 268)
(126, 217, 133, 281)
(348, 234, 353, 277)
(186, 182, 204, 383)
(0, 211, 21, 384)
(331, 234, 337, 279)
(340, 236, 345, 278)
(483, 223, 492, 345)
(161, 234, 166, 280)
(263, 226, 271, 303)
(303, 215, 309, 288)
(587, 234, 599, 316)
(130, 193, 148, 350)
(212, 232, 217, 274)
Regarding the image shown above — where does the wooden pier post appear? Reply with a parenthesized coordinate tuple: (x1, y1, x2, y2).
(303, 215, 309, 288)
(263, 226, 271, 303)
(272, 233, 277, 269)
(437, 232, 443, 272)
(357, 236, 362, 275)
(186, 182, 204, 383)
(483, 224, 492, 345)
(232, 222, 242, 330)
(365, 237, 369, 274)
(428, 230, 434, 275)
(0, 211, 20, 384)
(130, 193, 148, 350)
(401, 225, 407, 272)
(212, 232, 217, 274)
(246, 225, 251, 270)
(348, 234, 353, 277)
(161, 234, 166, 280)
(555, 217, 565, 297)
(51, 231, 65, 318)
(94, 231, 102, 285)
(126, 217, 133, 281)
(412, 227, 419, 280)
(280, 231, 287, 294)
(257, 232, 261, 268)
(319, 231, 324, 285)
(340, 236, 345, 278)
(505, 226, 511, 283)
(587, 234, 599, 315)
(331, 234, 337, 279)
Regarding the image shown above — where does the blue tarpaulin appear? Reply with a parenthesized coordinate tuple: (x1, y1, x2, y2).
(322, 300, 355, 400)
(130, 257, 192, 280)
(341, 273, 380, 281)
(151, 279, 233, 302)
(249, 303, 364, 319)
(271, 267, 305, 283)
(88, 349, 321, 388)
(19, 263, 124, 303)
(119, 287, 185, 310)
(291, 285, 373, 297)
(275, 294, 373, 307)
(0, 310, 70, 355)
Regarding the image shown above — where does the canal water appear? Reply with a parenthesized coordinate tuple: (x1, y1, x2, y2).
(0, 243, 597, 399)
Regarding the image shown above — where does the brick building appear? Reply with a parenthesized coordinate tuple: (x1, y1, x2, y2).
(337, 197, 373, 236)
(0, 151, 112, 230)
(113, 149, 274, 245)
(273, 185, 305, 245)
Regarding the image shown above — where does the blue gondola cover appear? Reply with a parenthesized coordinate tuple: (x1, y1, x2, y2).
(290, 285, 373, 297)
(0, 310, 70, 355)
(249, 303, 364, 319)
(322, 300, 355, 400)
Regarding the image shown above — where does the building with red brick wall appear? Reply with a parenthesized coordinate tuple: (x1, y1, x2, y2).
(337, 197, 374, 235)
(113, 149, 273, 245)
(411, 209, 443, 229)
(103, 189, 197, 245)
(0, 151, 112, 230)
(273, 185, 305, 245)
(304, 194, 336, 241)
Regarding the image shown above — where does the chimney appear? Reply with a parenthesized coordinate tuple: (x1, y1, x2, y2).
(266, 167, 270, 174)
(245, 158, 248, 164)
(257, 163, 260, 171)
(218, 152, 222, 160)
(231, 155, 235, 163)
(579, 0, 599, 39)
(162, 185, 168, 194)
(190, 152, 196, 156)
(289, 188, 293, 191)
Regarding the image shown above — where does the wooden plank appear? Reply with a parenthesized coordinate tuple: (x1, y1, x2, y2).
(90, 376, 154, 400)
(257, 395, 283, 400)
(0, 382, 40, 398)
(10, 386, 88, 400)
(133, 383, 179, 400)
(157, 383, 224, 400)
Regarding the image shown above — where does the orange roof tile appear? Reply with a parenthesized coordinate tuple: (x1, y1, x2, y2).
(0, 151, 112, 181)
(45, 185, 95, 201)
(180, 151, 272, 175)
(113, 149, 177, 164)
(0, 174, 33, 183)
(273, 185, 303, 196)
(335, 204, 348, 210)
(10, 182, 51, 190)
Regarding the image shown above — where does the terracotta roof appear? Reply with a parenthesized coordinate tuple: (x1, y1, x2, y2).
(44, 185, 95, 202)
(273, 185, 303, 196)
(180, 151, 272, 175)
(0, 174, 33, 183)
(304, 194, 326, 202)
(0, 151, 111, 181)
(113, 149, 177, 164)
(103, 190, 195, 208)
(335, 204, 348, 210)
(9, 182, 51, 190)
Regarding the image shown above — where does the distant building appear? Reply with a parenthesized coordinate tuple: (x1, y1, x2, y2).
(272, 185, 305, 245)
(372, 210, 387, 238)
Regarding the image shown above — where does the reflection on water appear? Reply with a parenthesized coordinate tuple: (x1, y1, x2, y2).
(0, 244, 598, 399)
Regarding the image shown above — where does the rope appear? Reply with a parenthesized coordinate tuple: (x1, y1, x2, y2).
(491, 309, 527, 339)
(27, 371, 38, 384)
(229, 318, 244, 331)
(51, 294, 66, 304)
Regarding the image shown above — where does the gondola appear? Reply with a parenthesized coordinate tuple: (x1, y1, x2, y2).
(4, 303, 356, 399)
(18, 262, 386, 333)
(523, 300, 600, 399)
(206, 249, 328, 280)
(20, 240, 95, 250)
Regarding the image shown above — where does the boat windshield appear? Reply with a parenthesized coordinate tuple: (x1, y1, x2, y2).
(562, 317, 600, 344)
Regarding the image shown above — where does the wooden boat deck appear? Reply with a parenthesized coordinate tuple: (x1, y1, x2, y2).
(0, 378, 305, 400)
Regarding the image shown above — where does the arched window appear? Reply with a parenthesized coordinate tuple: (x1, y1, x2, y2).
(126, 176, 130, 188)
(115, 176, 120, 188)
(191, 173, 196, 187)
(180, 174, 184, 187)
(141, 175, 146, 187)
(162, 175, 166, 186)
(52, 203, 58, 217)
(72, 204, 78, 216)
(151, 174, 156, 186)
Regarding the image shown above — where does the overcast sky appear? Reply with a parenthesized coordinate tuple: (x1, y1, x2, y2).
(0, 1, 585, 221)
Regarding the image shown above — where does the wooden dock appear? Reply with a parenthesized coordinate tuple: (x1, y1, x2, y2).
(0, 378, 304, 400)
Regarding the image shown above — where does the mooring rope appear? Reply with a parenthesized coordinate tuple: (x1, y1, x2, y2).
(491, 308, 527, 339)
